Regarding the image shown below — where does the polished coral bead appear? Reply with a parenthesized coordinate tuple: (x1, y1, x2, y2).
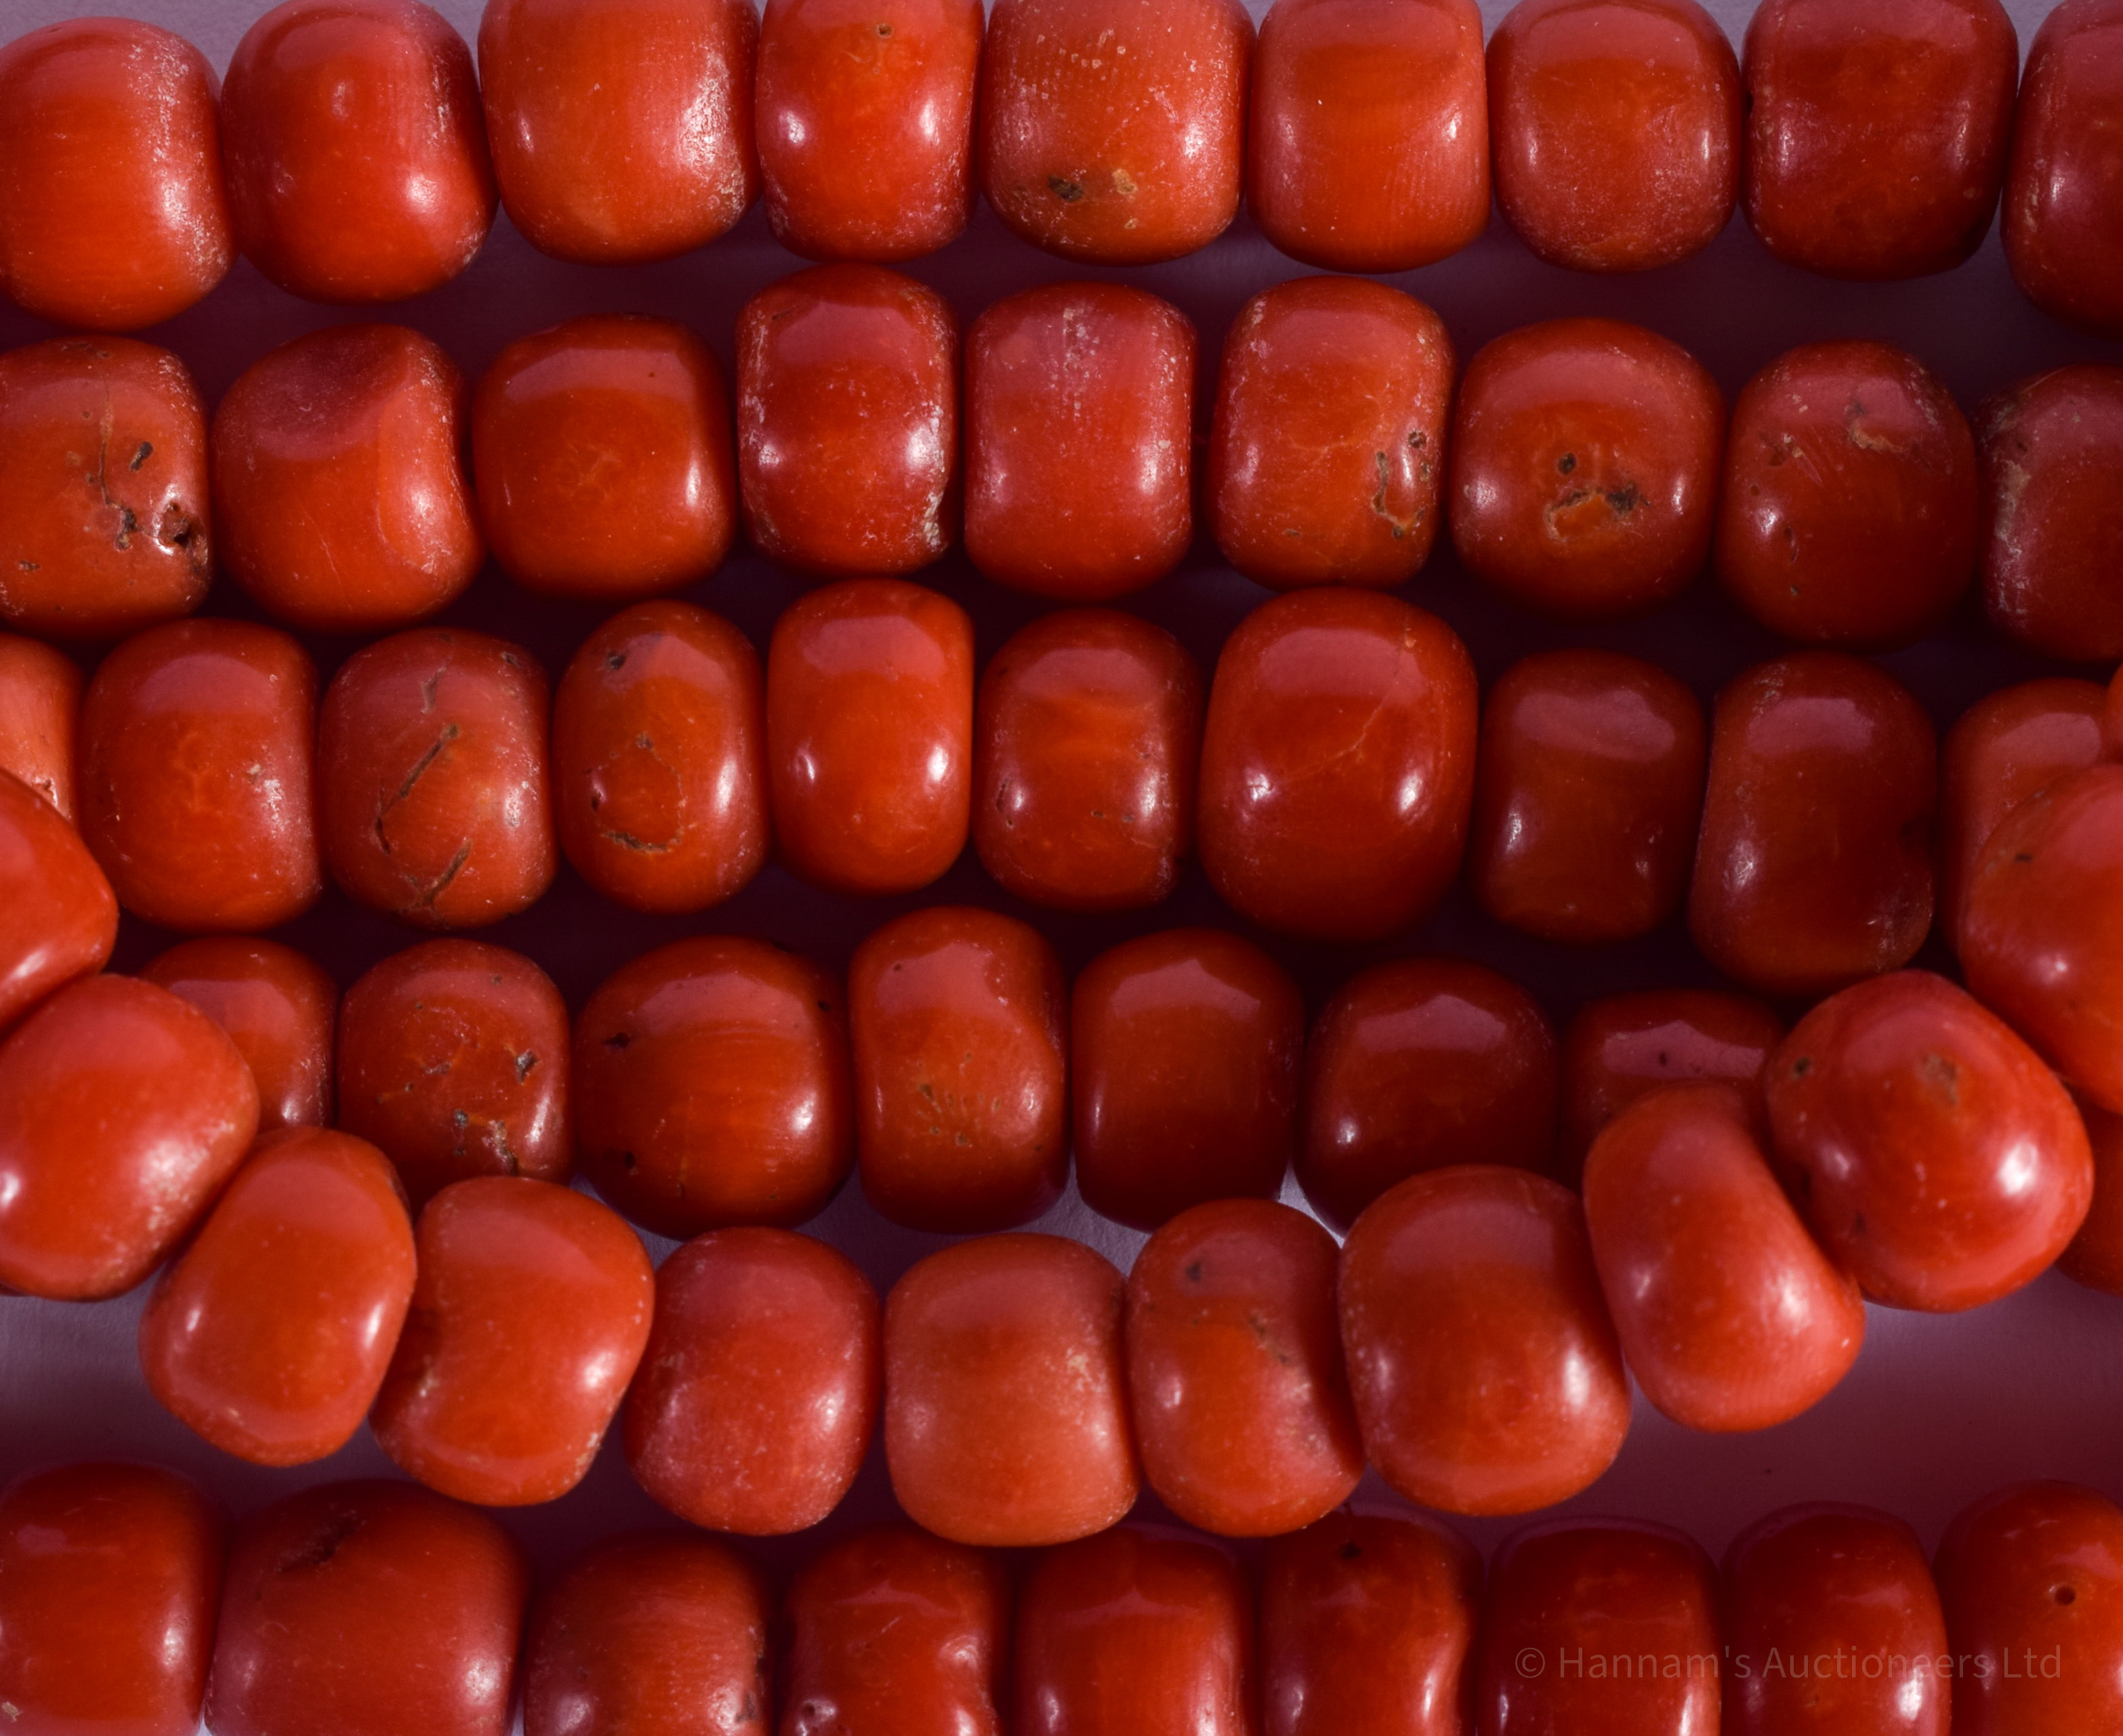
(1940, 678, 2106, 955)
(318, 628, 556, 929)
(783, 1526, 1010, 1736)
(1716, 342, 1977, 646)
(767, 578, 972, 894)
(1963, 766, 2123, 1113)
(522, 1533, 771, 1736)
(1199, 588, 1477, 943)
(0, 337, 209, 641)
(141, 937, 336, 1130)
(1937, 1483, 2123, 1735)
(212, 325, 482, 634)
(1560, 989, 1783, 1178)
(222, 0, 495, 302)
(1689, 653, 1937, 997)
(622, 1228, 880, 1533)
(1340, 1165, 1629, 1516)
(1768, 970, 2093, 1312)
(2062, 1098, 2123, 1295)
(574, 936, 852, 1236)
(966, 283, 1195, 599)
(140, 1126, 415, 1466)
(0, 1462, 222, 1736)
(1250, 0, 1488, 271)
(207, 1479, 530, 1736)
(79, 619, 321, 933)
(1073, 930, 1300, 1229)
(1208, 276, 1454, 590)
(972, 608, 1201, 911)
(474, 316, 736, 602)
(884, 1233, 1136, 1545)
(1978, 366, 2123, 659)
(1126, 1199, 1362, 1536)
(1469, 649, 1707, 943)
(337, 938, 571, 1208)
(1585, 1083, 1864, 1430)
(1262, 1512, 1481, 1736)
(1015, 1528, 1254, 1736)
(2003, 0, 2123, 338)
(850, 907, 1066, 1233)
(981, 0, 1250, 263)
(758, 0, 981, 260)
(737, 266, 958, 575)
(1476, 1521, 1720, 1736)
(1300, 958, 1559, 1230)
(0, 768, 115, 1038)
(0, 975, 255, 1300)
(1723, 1504, 1950, 1736)
(0, 636, 79, 820)
(1489, 0, 1739, 272)
(0, 19, 230, 330)
(371, 1176, 654, 1506)
(554, 601, 768, 914)
(478, 0, 757, 265)
(1742, 0, 2017, 279)
(1447, 318, 1724, 619)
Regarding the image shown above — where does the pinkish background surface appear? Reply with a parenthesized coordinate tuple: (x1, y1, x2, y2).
(1, 0, 2115, 1638)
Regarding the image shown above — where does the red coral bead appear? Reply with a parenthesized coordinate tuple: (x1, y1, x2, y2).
(206, 1479, 530, 1736)
(0, 975, 256, 1300)
(884, 1233, 1137, 1545)
(1073, 930, 1301, 1230)
(1125, 1199, 1363, 1535)
(1689, 652, 1937, 997)
(337, 938, 572, 1208)
(79, 619, 321, 933)
(0, 337, 211, 640)
(574, 936, 852, 1236)
(1250, 0, 1489, 271)
(782, 1526, 1010, 1736)
(1489, 0, 1739, 272)
(473, 315, 737, 602)
(478, 0, 758, 265)
(850, 906, 1067, 1233)
(757, 0, 981, 260)
(1977, 365, 2123, 660)
(737, 265, 959, 576)
(0, 1462, 222, 1736)
(522, 1533, 772, 1736)
(1447, 318, 1725, 620)
(1741, 0, 2018, 279)
(622, 1228, 880, 1534)
(766, 578, 973, 895)
(1340, 1165, 1630, 1515)
(1300, 959, 1560, 1228)
(1715, 341, 1977, 646)
(141, 936, 337, 1131)
(1585, 1082, 1865, 1430)
(0, 768, 116, 1039)
(371, 1176, 654, 1506)
(221, 0, 495, 302)
(1198, 589, 1477, 943)
(0, 19, 230, 331)
(2003, 0, 2123, 338)
(1768, 969, 2094, 1312)
(980, 0, 1251, 264)
(972, 608, 1201, 912)
(965, 283, 1195, 600)
(139, 1126, 415, 1466)
(212, 325, 482, 634)
(318, 628, 556, 930)
(1208, 276, 1455, 590)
